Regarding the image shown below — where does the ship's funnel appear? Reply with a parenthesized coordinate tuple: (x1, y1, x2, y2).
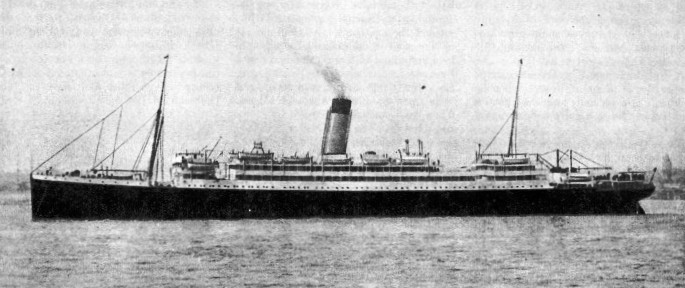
(321, 98, 352, 156)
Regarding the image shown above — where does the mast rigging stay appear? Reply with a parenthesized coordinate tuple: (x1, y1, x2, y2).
(31, 69, 166, 174)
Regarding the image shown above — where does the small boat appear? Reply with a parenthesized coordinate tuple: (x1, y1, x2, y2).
(502, 157, 530, 165)
(281, 152, 312, 164)
(360, 151, 390, 165)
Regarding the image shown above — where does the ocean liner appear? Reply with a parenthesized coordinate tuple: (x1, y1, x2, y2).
(31, 57, 655, 219)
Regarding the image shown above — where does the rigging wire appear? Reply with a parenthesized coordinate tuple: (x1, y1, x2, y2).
(31, 69, 166, 173)
(160, 129, 165, 181)
(573, 157, 589, 168)
(92, 112, 157, 169)
(93, 121, 105, 167)
(155, 155, 160, 183)
(514, 112, 519, 153)
(482, 113, 513, 154)
(573, 151, 605, 167)
(133, 121, 155, 171)
(537, 155, 555, 168)
(539, 149, 558, 156)
(157, 122, 165, 182)
(111, 107, 124, 167)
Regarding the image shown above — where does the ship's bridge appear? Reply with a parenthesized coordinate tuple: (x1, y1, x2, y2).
(172, 152, 217, 165)
(171, 151, 219, 180)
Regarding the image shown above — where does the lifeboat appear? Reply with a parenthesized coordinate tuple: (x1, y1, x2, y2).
(281, 152, 312, 164)
(360, 151, 390, 165)
(502, 158, 529, 165)
(568, 173, 592, 182)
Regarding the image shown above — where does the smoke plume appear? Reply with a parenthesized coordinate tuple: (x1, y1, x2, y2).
(317, 65, 346, 99)
(282, 36, 347, 99)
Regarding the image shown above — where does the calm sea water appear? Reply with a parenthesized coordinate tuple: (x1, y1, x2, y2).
(1, 190, 683, 287)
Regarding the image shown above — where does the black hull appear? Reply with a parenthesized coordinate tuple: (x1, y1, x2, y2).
(31, 178, 654, 220)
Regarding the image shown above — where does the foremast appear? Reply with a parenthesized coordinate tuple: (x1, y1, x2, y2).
(148, 55, 169, 185)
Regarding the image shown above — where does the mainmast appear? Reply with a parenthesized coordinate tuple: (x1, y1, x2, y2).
(507, 59, 523, 156)
(148, 55, 169, 185)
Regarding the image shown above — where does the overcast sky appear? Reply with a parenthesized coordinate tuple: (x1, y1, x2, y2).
(1, 0, 684, 173)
